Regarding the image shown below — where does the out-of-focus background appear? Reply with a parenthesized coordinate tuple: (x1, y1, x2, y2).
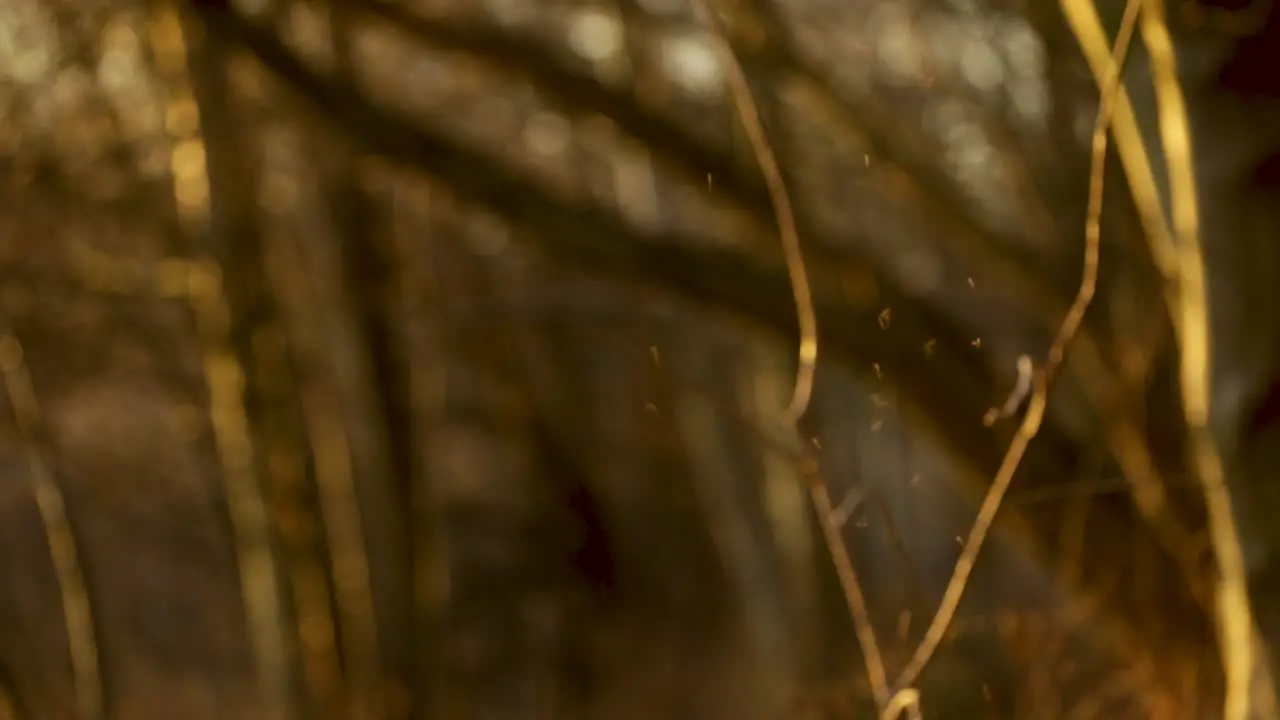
(1, 0, 1278, 718)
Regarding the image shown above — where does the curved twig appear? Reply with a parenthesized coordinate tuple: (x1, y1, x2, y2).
(1060, 0, 1203, 608)
(687, 0, 891, 711)
(688, 0, 816, 426)
(888, 0, 1144, 697)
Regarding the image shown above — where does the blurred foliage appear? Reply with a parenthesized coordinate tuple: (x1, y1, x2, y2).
(0, 0, 1278, 718)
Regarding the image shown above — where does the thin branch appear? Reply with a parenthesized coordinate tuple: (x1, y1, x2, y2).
(310, 3, 390, 713)
(1139, 1, 1259, 717)
(0, 330, 101, 720)
(887, 0, 1144, 702)
(687, 0, 892, 713)
(260, 155, 385, 717)
(1052, 3, 1196, 576)
(687, 0, 816, 426)
(1060, 0, 1178, 285)
(150, 4, 293, 711)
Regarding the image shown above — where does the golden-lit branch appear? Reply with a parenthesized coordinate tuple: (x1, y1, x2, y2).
(0, 331, 101, 720)
(1060, 0, 1203, 612)
(147, 5, 292, 711)
(310, 4, 387, 714)
(1139, 1, 1257, 717)
(259, 136, 384, 718)
(1059, 0, 1177, 284)
(69, 240, 291, 712)
(888, 0, 1144, 704)
(688, 0, 893, 714)
(687, 0, 816, 426)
